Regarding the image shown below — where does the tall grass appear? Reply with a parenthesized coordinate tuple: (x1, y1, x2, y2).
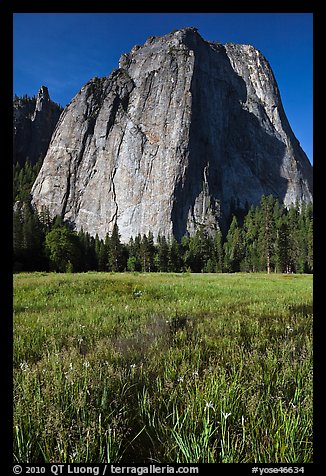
(13, 272, 313, 463)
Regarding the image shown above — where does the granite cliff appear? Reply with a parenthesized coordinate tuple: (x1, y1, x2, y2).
(31, 28, 313, 240)
(13, 86, 62, 165)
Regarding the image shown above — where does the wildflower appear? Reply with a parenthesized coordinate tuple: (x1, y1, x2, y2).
(130, 363, 136, 369)
(20, 361, 30, 372)
(286, 325, 294, 332)
(69, 362, 73, 371)
(222, 411, 232, 419)
(177, 376, 184, 383)
(83, 360, 90, 369)
(192, 370, 199, 377)
(204, 400, 215, 411)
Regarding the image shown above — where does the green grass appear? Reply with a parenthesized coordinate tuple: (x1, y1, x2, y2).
(13, 272, 313, 463)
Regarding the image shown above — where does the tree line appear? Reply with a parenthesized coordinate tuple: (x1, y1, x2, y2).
(13, 93, 63, 112)
(13, 160, 43, 201)
(13, 195, 313, 274)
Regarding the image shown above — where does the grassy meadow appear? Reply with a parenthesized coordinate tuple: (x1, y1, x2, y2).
(13, 272, 313, 463)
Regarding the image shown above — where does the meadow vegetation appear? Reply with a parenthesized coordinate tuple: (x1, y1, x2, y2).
(13, 272, 313, 463)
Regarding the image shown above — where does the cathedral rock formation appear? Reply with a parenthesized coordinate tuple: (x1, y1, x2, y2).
(31, 28, 313, 241)
(13, 86, 62, 165)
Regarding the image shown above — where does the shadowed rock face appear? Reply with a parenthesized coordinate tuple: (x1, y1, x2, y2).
(31, 28, 313, 241)
(13, 86, 62, 165)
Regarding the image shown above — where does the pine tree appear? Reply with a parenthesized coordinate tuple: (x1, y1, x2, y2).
(78, 229, 97, 271)
(156, 234, 169, 272)
(241, 206, 259, 272)
(187, 226, 213, 272)
(139, 232, 156, 272)
(95, 234, 108, 271)
(180, 235, 191, 271)
(223, 216, 244, 272)
(296, 209, 308, 274)
(257, 195, 277, 273)
(38, 205, 52, 234)
(147, 232, 156, 272)
(45, 227, 80, 272)
(140, 234, 149, 272)
(307, 217, 313, 273)
(168, 236, 182, 272)
(127, 236, 141, 271)
(108, 223, 124, 272)
(13, 207, 24, 271)
(78, 229, 87, 271)
(286, 205, 301, 273)
(213, 230, 224, 273)
(13, 159, 43, 201)
(275, 218, 290, 273)
(185, 234, 199, 272)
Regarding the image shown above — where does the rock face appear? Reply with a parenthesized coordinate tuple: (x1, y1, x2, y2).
(31, 28, 313, 241)
(13, 86, 62, 165)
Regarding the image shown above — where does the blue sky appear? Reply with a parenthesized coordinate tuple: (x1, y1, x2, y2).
(13, 13, 313, 163)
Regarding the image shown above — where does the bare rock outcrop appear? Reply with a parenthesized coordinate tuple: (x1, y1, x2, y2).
(31, 28, 313, 240)
(13, 86, 62, 165)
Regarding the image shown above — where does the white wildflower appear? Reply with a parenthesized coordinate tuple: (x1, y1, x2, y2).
(20, 361, 30, 372)
(177, 376, 184, 383)
(83, 360, 90, 369)
(192, 370, 199, 377)
(204, 400, 215, 411)
(222, 411, 232, 419)
(130, 363, 136, 369)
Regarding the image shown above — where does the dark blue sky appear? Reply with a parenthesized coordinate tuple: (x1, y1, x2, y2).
(13, 13, 313, 162)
